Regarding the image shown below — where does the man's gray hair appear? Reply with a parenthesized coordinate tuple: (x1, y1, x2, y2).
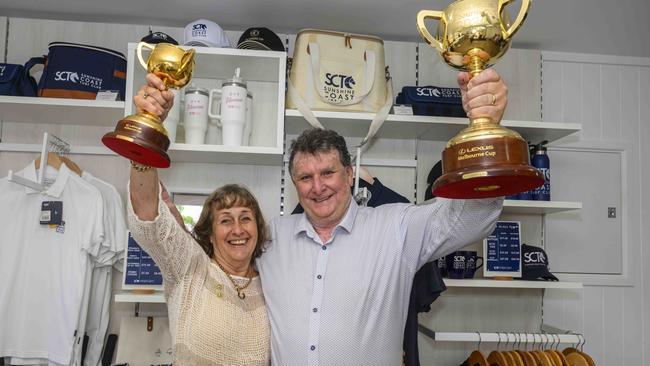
(288, 128, 351, 176)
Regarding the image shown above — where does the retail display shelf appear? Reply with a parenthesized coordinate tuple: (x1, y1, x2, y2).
(0, 142, 284, 166)
(443, 279, 583, 289)
(285, 109, 581, 143)
(114, 291, 166, 303)
(0, 96, 124, 125)
(168, 143, 283, 165)
(502, 200, 582, 214)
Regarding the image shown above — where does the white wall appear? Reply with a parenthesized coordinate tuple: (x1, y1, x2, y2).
(540, 52, 650, 365)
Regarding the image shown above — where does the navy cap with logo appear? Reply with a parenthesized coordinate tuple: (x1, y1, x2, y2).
(141, 31, 179, 45)
(519, 244, 559, 281)
(237, 27, 285, 52)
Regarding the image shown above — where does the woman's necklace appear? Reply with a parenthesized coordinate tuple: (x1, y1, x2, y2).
(212, 258, 253, 299)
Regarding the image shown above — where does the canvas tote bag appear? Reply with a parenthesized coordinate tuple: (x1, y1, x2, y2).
(287, 29, 393, 146)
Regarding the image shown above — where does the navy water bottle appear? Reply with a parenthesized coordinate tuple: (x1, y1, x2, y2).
(531, 140, 550, 200)
(516, 142, 535, 200)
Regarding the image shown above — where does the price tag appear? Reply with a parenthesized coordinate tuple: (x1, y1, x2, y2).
(392, 104, 413, 115)
(95, 90, 120, 101)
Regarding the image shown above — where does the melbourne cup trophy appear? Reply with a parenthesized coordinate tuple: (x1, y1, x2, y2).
(102, 42, 195, 168)
(417, 0, 543, 198)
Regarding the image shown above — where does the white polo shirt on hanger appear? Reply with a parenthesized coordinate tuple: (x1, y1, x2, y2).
(0, 161, 104, 365)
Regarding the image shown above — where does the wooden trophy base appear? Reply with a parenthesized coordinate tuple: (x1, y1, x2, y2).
(102, 113, 171, 168)
(432, 133, 543, 199)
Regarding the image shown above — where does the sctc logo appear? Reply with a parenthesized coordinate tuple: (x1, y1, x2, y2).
(324, 73, 356, 89)
(54, 71, 79, 83)
(416, 87, 441, 97)
(193, 24, 207, 30)
(524, 251, 546, 264)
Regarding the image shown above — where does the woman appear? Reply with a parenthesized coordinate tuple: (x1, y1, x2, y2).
(128, 76, 270, 365)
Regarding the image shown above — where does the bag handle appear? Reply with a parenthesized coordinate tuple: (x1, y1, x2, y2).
(24, 57, 45, 73)
(288, 75, 394, 147)
(307, 42, 376, 106)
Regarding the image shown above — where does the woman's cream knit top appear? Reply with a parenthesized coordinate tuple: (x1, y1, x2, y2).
(127, 187, 270, 365)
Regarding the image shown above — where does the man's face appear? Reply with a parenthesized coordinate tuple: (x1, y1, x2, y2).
(291, 149, 353, 228)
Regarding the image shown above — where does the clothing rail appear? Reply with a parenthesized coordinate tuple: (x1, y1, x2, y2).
(418, 324, 582, 345)
(7, 133, 71, 191)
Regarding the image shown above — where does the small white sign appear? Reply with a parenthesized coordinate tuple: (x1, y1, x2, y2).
(392, 104, 413, 115)
(95, 90, 120, 101)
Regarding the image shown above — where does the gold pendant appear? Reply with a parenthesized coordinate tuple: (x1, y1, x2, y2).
(216, 283, 223, 298)
(238, 291, 246, 300)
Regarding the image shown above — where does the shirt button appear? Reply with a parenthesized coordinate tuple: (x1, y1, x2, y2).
(312, 307, 318, 312)
(317, 275, 322, 279)
(321, 245, 327, 250)
(310, 345, 316, 351)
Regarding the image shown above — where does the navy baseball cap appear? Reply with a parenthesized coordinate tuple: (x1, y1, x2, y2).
(237, 27, 285, 52)
(519, 244, 559, 281)
(141, 31, 178, 45)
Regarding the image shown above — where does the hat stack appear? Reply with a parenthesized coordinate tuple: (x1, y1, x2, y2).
(183, 19, 231, 48)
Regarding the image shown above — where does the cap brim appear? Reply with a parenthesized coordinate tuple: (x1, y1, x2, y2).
(522, 268, 559, 281)
(237, 40, 271, 50)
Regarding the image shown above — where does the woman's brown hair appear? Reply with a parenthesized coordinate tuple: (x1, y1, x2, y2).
(191, 184, 268, 262)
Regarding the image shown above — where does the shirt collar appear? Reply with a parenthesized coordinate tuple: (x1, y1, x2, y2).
(21, 160, 70, 197)
(294, 196, 358, 238)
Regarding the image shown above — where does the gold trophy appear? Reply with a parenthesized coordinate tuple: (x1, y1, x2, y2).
(417, 0, 543, 198)
(102, 42, 195, 168)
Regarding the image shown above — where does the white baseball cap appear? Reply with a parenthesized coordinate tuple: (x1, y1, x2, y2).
(183, 19, 231, 48)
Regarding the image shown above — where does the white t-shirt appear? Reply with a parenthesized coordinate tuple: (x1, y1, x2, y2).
(0, 162, 104, 365)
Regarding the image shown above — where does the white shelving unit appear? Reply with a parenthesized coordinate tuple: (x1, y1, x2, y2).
(0, 96, 124, 125)
(123, 43, 286, 166)
(115, 291, 165, 304)
(443, 279, 582, 289)
(502, 200, 582, 214)
(285, 109, 581, 142)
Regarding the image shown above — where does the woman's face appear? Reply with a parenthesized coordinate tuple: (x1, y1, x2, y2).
(210, 206, 258, 269)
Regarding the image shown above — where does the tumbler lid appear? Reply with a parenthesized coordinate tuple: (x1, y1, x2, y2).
(184, 84, 209, 96)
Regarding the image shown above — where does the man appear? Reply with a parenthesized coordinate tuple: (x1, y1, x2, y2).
(136, 68, 507, 365)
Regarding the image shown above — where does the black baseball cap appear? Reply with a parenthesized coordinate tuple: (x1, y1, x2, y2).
(519, 244, 559, 281)
(141, 31, 179, 45)
(237, 27, 285, 52)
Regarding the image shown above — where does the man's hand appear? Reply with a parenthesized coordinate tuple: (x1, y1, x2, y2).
(134, 73, 175, 121)
(458, 68, 508, 123)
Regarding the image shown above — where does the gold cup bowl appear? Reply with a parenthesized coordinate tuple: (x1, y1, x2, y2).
(102, 42, 195, 168)
(417, 0, 543, 198)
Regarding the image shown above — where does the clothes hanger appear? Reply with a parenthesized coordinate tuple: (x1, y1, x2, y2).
(576, 334, 596, 366)
(542, 334, 562, 366)
(531, 334, 554, 366)
(505, 333, 524, 366)
(488, 333, 510, 366)
(34, 152, 63, 171)
(515, 333, 539, 366)
(550, 334, 569, 366)
(60, 156, 83, 176)
(467, 332, 489, 366)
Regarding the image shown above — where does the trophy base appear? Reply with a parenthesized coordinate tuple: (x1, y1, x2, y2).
(432, 164, 543, 199)
(102, 114, 171, 168)
(432, 132, 543, 199)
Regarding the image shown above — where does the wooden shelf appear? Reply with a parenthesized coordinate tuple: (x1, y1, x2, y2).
(444, 279, 583, 289)
(502, 200, 582, 214)
(0, 96, 124, 125)
(114, 291, 166, 303)
(285, 109, 581, 143)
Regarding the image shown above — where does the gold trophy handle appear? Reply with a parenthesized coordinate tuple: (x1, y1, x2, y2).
(136, 42, 156, 70)
(416, 10, 446, 53)
(498, 0, 532, 40)
(179, 49, 196, 73)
